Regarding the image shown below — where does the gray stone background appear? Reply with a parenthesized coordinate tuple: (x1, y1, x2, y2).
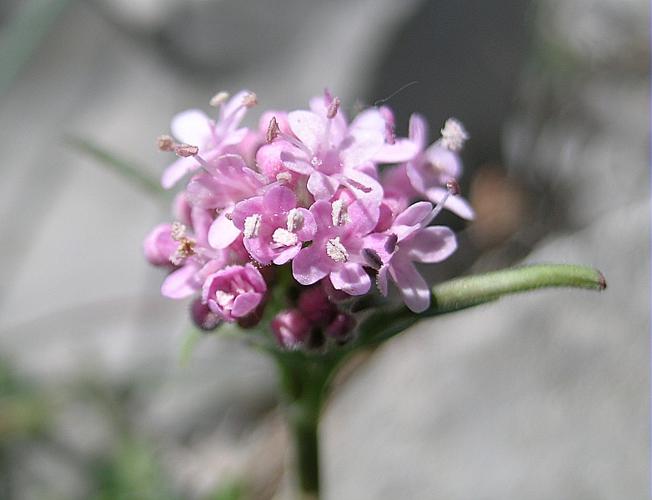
(0, 0, 648, 498)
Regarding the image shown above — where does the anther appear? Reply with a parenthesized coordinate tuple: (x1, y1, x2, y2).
(242, 92, 258, 108)
(266, 116, 280, 143)
(384, 233, 398, 254)
(209, 91, 230, 107)
(272, 228, 298, 246)
(362, 248, 382, 270)
(331, 199, 348, 226)
(243, 214, 262, 239)
(286, 208, 304, 232)
(440, 118, 469, 152)
(174, 143, 199, 157)
(326, 237, 349, 263)
(326, 96, 341, 119)
(171, 222, 186, 241)
(446, 179, 460, 196)
(157, 135, 176, 152)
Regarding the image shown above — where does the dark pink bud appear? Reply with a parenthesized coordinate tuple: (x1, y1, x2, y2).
(325, 313, 356, 342)
(190, 298, 222, 332)
(143, 224, 177, 267)
(272, 309, 311, 350)
(298, 286, 336, 324)
(321, 278, 351, 303)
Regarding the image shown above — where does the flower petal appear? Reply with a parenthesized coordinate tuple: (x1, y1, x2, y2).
(403, 226, 457, 263)
(288, 110, 326, 153)
(231, 292, 262, 317)
(208, 212, 241, 249)
(389, 258, 430, 313)
(292, 244, 330, 285)
(408, 113, 428, 149)
(171, 109, 211, 145)
(424, 187, 475, 220)
(373, 138, 419, 163)
(263, 185, 296, 214)
(161, 156, 198, 189)
(161, 264, 198, 299)
(307, 171, 340, 200)
(329, 263, 371, 296)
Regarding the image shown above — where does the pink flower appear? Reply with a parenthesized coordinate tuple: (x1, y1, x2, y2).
(269, 93, 416, 204)
(231, 185, 317, 265)
(403, 114, 475, 220)
(292, 198, 378, 295)
(161, 90, 255, 189)
(271, 309, 311, 349)
(202, 263, 267, 322)
(364, 201, 457, 313)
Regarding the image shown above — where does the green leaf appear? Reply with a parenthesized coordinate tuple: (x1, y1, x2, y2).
(66, 136, 165, 199)
(357, 264, 606, 346)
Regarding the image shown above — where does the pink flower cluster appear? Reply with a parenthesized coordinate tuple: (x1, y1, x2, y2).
(144, 90, 472, 345)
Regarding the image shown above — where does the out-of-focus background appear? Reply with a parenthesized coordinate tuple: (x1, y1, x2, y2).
(0, 0, 648, 498)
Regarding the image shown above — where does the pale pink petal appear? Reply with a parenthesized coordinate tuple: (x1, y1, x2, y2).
(231, 197, 264, 229)
(272, 245, 301, 265)
(171, 109, 211, 145)
(293, 208, 317, 241)
(231, 292, 262, 317)
(161, 265, 198, 299)
(208, 212, 241, 249)
(329, 263, 371, 296)
(243, 263, 267, 292)
(342, 167, 383, 205)
(405, 162, 427, 194)
(394, 201, 432, 229)
(347, 197, 380, 235)
(309, 200, 334, 228)
(373, 138, 419, 163)
(403, 226, 457, 263)
(425, 187, 475, 220)
(161, 156, 198, 189)
(244, 237, 274, 265)
(389, 258, 430, 313)
(340, 127, 384, 168)
(280, 148, 314, 174)
(425, 144, 462, 178)
(263, 185, 296, 213)
(288, 110, 326, 153)
(307, 171, 339, 200)
(292, 244, 330, 285)
(408, 113, 428, 149)
(221, 127, 249, 146)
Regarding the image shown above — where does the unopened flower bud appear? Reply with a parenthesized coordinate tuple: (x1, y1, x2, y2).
(272, 309, 310, 350)
(298, 286, 336, 324)
(191, 298, 222, 331)
(143, 224, 177, 267)
(325, 313, 356, 342)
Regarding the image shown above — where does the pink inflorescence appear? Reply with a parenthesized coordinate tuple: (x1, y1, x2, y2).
(144, 90, 473, 348)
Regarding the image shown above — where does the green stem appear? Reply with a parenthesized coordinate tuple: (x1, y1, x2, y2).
(276, 354, 338, 500)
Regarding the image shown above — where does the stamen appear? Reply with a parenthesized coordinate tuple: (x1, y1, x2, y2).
(215, 290, 235, 308)
(170, 223, 195, 265)
(209, 91, 230, 107)
(384, 233, 398, 254)
(286, 208, 304, 232)
(157, 135, 176, 152)
(326, 237, 348, 263)
(243, 214, 262, 238)
(266, 116, 280, 143)
(423, 180, 461, 226)
(171, 222, 186, 241)
(174, 143, 199, 157)
(331, 199, 348, 226)
(242, 92, 258, 108)
(276, 172, 292, 183)
(440, 118, 469, 152)
(326, 96, 341, 119)
(272, 228, 298, 246)
(362, 248, 382, 270)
